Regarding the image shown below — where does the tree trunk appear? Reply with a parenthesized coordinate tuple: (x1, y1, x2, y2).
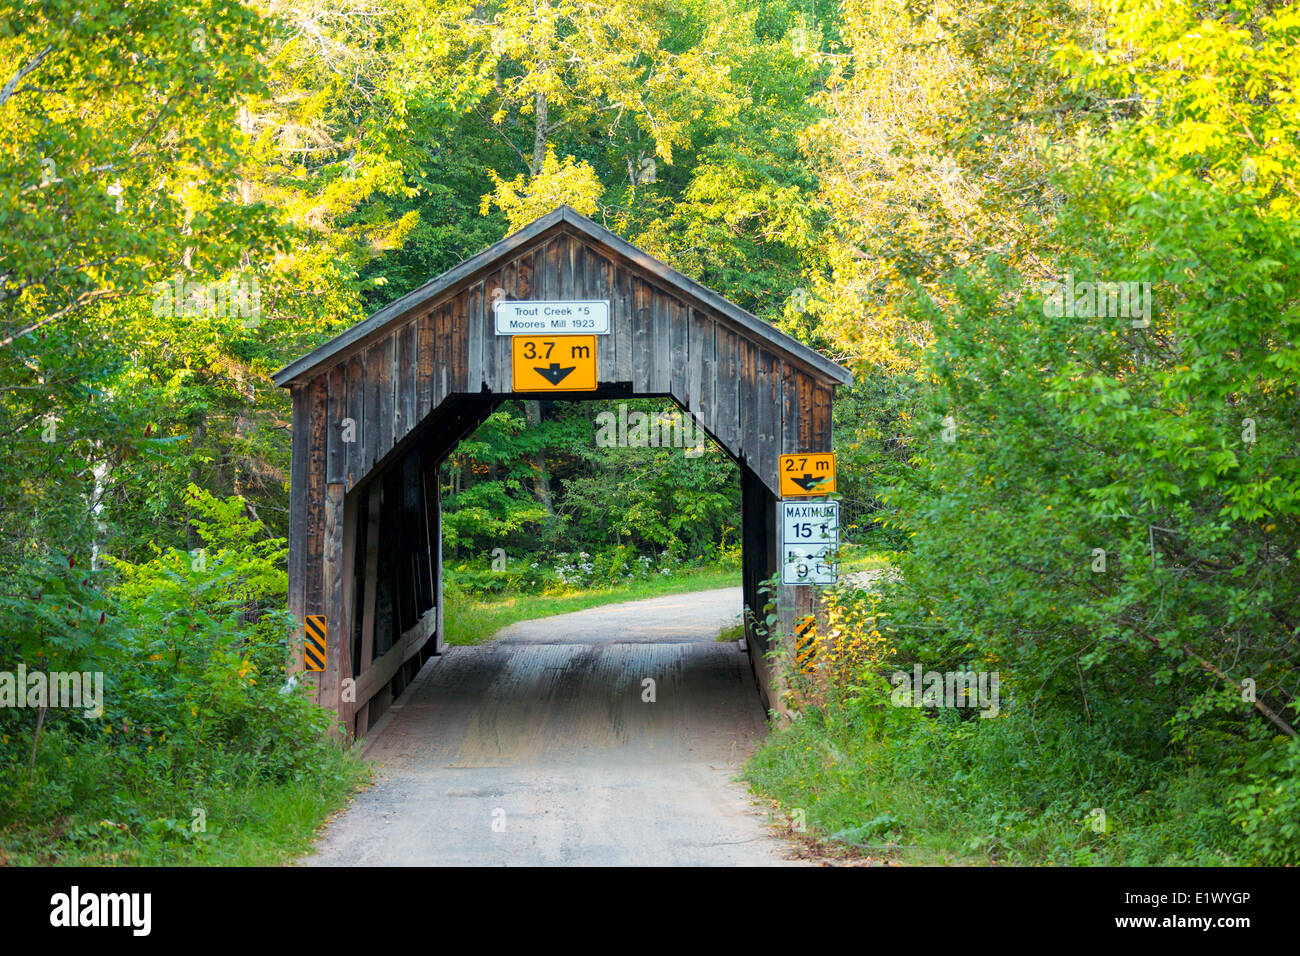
(524, 400, 553, 516)
(531, 89, 548, 175)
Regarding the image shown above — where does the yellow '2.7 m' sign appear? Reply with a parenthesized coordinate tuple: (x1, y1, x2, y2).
(511, 335, 597, 391)
(779, 453, 836, 497)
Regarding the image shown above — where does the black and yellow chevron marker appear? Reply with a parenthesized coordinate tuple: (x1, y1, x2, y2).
(304, 615, 327, 671)
(794, 614, 817, 673)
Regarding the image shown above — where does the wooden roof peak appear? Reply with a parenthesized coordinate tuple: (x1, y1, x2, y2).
(272, 205, 853, 388)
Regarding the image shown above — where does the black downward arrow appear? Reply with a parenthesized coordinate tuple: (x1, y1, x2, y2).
(791, 473, 830, 492)
(535, 363, 576, 386)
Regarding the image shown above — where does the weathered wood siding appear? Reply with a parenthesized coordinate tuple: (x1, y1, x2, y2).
(282, 221, 843, 734)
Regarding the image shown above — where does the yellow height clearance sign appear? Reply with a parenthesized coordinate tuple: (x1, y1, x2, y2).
(511, 335, 597, 391)
(779, 453, 836, 497)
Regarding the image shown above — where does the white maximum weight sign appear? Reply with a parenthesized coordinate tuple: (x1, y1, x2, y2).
(781, 500, 839, 585)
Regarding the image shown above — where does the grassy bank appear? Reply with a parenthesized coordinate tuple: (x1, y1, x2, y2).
(0, 494, 376, 867)
(742, 562, 1267, 866)
(744, 698, 1245, 866)
(0, 727, 369, 866)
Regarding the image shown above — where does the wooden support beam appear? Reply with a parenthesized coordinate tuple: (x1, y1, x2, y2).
(319, 482, 345, 713)
(355, 483, 381, 737)
(286, 384, 309, 675)
(353, 608, 437, 710)
(741, 467, 778, 715)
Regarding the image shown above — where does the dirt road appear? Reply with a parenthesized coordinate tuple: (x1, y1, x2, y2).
(301, 587, 803, 866)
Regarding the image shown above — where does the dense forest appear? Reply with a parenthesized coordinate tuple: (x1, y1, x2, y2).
(1, 0, 1297, 865)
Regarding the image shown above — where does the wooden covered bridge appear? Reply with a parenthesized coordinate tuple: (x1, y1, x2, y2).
(272, 206, 852, 737)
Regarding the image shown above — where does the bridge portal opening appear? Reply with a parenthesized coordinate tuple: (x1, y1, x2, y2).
(435, 395, 741, 622)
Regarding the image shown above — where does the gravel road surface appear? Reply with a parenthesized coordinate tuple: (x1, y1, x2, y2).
(301, 587, 804, 866)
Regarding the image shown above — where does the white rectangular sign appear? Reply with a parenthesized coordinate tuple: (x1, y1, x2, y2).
(782, 544, 838, 585)
(494, 300, 609, 335)
(781, 500, 838, 585)
(781, 500, 839, 546)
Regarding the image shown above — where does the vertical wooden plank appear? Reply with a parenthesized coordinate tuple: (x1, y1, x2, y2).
(541, 237, 559, 300)
(375, 469, 399, 658)
(614, 265, 633, 384)
(739, 338, 755, 462)
(440, 302, 453, 406)
(497, 258, 521, 391)
(374, 333, 395, 464)
(467, 281, 484, 395)
(756, 350, 779, 492)
(715, 326, 739, 454)
(337, 492, 355, 734)
(560, 233, 576, 298)
(813, 383, 833, 452)
(432, 304, 447, 411)
(303, 376, 329, 691)
(517, 246, 535, 298)
(326, 365, 346, 486)
(286, 384, 309, 676)
(577, 241, 594, 298)
(417, 307, 435, 420)
(396, 452, 419, 633)
(418, 452, 436, 608)
(685, 310, 701, 413)
(669, 298, 688, 401)
(320, 481, 344, 713)
(650, 291, 671, 394)
(689, 309, 715, 435)
(797, 370, 815, 450)
(728, 328, 744, 453)
(397, 320, 416, 445)
(632, 278, 651, 393)
(355, 483, 381, 737)
(592, 251, 615, 384)
(305, 376, 329, 620)
(451, 289, 469, 395)
(345, 355, 363, 490)
(781, 360, 800, 455)
(423, 462, 445, 655)
(485, 268, 505, 392)
(389, 328, 403, 451)
(327, 369, 348, 487)
(362, 342, 382, 474)
(374, 332, 392, 463)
